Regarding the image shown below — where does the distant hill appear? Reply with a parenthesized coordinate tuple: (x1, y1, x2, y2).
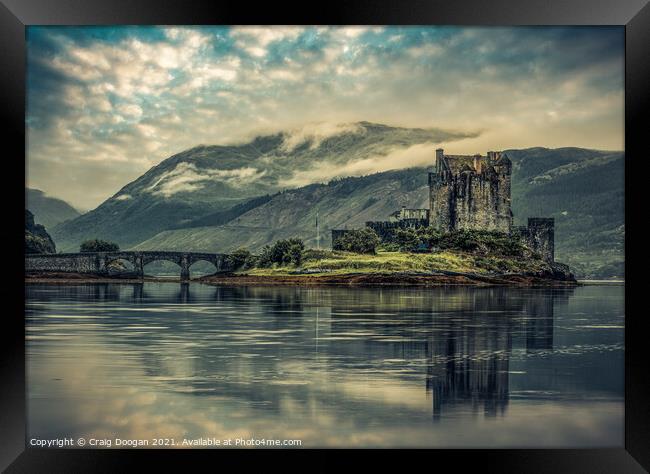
(51, 122, 474, 250)
(135, 147, 624, 279)
(506, 147, 624, 279)
(134, 167, 430, 253)
(25, 209, 56, 254)
(26, 188, 81, 229)
(49, 121, 624, 279)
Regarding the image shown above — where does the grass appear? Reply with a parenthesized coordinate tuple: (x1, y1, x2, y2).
(239, 250, 552, 277)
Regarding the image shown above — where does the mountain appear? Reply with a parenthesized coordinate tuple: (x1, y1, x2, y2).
(26, 188, 81, 229)
(134, 147, 624, 279)
(50, 122, 475, 251)
(50, 120, 623, 278)
(25, 209, 56, 254)
(134, 168, 430, 253)
(506, 147, 624, 279)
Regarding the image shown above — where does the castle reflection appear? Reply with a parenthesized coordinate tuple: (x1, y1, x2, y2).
(26, 283, 577, 422)
(322, 287, 570, 419)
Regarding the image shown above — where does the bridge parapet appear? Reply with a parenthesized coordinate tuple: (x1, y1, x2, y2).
(25, 250, 234, 280)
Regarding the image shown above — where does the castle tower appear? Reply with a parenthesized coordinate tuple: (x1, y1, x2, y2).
(429, 149, 453, 230)
(515, 218, 555, 262)
(429, 149, 513, 233)
(492, 153, 513, 231)
(435, 148, 444, 165)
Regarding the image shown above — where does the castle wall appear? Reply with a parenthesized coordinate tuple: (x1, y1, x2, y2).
(429, 150, 512, 233)
(398, 208, 429, 221)
(493, 155, 513, 231)
(332, 150, 558, 262)
(332, 218, 429, 249)
(429, 173, 452, 231)
(515, 218, 555, 262)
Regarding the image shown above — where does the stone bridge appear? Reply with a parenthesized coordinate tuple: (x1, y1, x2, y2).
(25, 251, 234, 281)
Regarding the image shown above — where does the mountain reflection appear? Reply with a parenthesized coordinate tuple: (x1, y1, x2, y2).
(27, 284, 579, 424)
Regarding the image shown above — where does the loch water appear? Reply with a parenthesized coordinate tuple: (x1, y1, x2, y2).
(26, 283, 624, 448)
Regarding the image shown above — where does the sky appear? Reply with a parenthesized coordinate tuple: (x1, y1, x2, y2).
(25, 26, 624, 210)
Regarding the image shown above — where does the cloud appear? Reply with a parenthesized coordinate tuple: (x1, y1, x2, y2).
(280, 122, 366, 152)
(279, 143, 439, 188)
(25, 26, 624, 209)
(145, 162, 266, 197)
(117, 104, 143, 118)
(230, 26, 305, 58)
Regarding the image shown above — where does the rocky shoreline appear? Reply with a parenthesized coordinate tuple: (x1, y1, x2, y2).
(26, 269, 578, 287)
(197, 271, 577, 287)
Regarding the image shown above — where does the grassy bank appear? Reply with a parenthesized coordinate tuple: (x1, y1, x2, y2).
(240, 250, 553, 277)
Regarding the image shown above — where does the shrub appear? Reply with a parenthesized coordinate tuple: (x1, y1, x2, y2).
(258, 238, 306, 267)
(394, 228, 421, 252)
(302, 249, 335, 261)
(257, 245, 273, 268)
(388, 227, 528, 257)
(288, 242, 304, 266)
(228, 247, 253, 270)
(80, 239, 119, 252)
(269, 239, 291, 264)
(333, 228, 380, 254)
(377, 241, 400, 252)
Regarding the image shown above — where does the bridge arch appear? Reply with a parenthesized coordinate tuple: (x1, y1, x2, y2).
(105, 257, 136, 275)
(142, 258, 184, 279)
(188, 258, 219, 277)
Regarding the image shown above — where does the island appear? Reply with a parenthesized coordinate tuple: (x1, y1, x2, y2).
(26, 149, 577, 286)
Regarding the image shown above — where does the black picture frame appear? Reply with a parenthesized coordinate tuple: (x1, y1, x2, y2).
(2, 0, 648, 471)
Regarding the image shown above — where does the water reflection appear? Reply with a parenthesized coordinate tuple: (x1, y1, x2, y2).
(26, 283, 624, 447)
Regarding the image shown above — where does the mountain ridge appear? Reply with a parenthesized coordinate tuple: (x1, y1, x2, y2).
(47, 123, 623, 278)
(26, 188, 81, 229)
(51, 122, 476, 250)
(134, 147, 624, 279)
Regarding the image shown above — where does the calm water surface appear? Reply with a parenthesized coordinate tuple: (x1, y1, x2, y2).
(26, 283, 624, 448)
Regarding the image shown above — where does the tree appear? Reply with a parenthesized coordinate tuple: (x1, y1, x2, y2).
(255, 238, 306, 267)
(80, 239, 120, 253)
(269, 238, 305, 266)
(333, 228, 380, 254)
(288, 241, 304, 266)
(227, 247, 253, 270)
(270, 239, 292, 265)
(257, 245, 273, 268)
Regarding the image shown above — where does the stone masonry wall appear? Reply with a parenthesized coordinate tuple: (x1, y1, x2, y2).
(515, 218, 555, 262)
(25, 253, 101, 273)
(429, 150, 512, 233)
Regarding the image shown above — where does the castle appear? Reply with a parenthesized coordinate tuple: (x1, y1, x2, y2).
(429, 149, 512, 232)
(334, 148, 556, 262)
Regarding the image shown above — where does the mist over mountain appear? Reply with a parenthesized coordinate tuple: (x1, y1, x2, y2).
(49, 122, 624, 278)
(134, 147, 624, 279)
(26, 188, 81, 229)
(50, 122, 475, 250)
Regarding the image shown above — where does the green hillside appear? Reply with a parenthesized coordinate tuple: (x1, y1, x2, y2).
(49, 121, 624, 279)
(52, 122, 470, 251)
(136, 148, 624, 279)
(26, 188, 81, 229)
